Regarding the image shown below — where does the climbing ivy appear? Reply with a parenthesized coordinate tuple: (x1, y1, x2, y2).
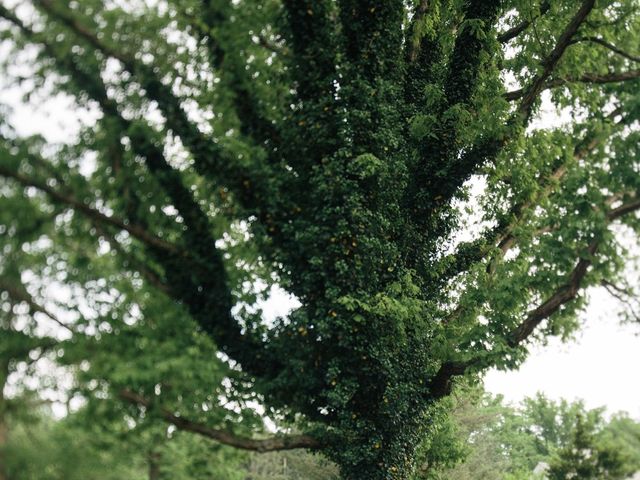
(0, 1, 639, 479)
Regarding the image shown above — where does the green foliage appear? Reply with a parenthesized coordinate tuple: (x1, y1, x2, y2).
(4, 413, 145, 480)
(3, 406, 252, 480)
(245, 450, 341, 480)
(0, 0, 639, 478)
(418, 392, 640, 480)
(546, 413, 634, 480)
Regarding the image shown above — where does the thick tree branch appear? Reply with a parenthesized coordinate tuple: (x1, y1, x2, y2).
(516, 0, 596, 121)
(429, 0, 597, 398)
(505, 70, 640, 101)
(497, 1, 551, 43)
(0, 8, 215, 257)
(572, 36, 640, 63)
(280, 0, 342, 172)
(428, 361, 469, 398)
(338, 0, 405, 79)
(411, 0, 594, 232)
(0, 278, 74, 335)
(176, 3, 281, 147)
(607, 197, 640, 221)
(336, 1, 407, 160)
(444, 1, 503, 109)
(430, 240, 598, 398)
(403, 0, 445, 123)
(448, 0, 599, 224)
(33, 0, 255, 199)
(508, 239, 598, 346)
(282, 0, 337, 101)
(0, 7, 278, 379)
(406, 0, 431, 63)
(446, 108, 623, 286)
(409, 0, 502, 229)
(430, 196, 640, 397)
(0, 165, 177, 254)
(490, 111, 622, 264)
(118, 389, 322, 452)
(91, 224, 171, 296)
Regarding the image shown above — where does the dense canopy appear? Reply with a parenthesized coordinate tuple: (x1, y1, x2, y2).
(0, 0, 639, 478)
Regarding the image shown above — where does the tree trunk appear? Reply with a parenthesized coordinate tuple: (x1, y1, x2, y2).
(0, 421, 6, 480)
(330, 435, 422, 480)
(0, 420, 6, 480)
(339, 461, 414, 480)
(148, 450, 161, 480)
(0, 363, 8, 480)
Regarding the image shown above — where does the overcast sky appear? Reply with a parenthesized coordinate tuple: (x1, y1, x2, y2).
(1, 41, 639, 420)
(485, 287, 640, 418)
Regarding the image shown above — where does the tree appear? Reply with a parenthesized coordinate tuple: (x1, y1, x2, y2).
(4, 411, 146, 480)
(416, 389, 537, 480)
(2, 404, 254, 480)
(243, 450, 340, 480)
(546, 413, 631, 480)
(422, 393, 640, 480)
(0, 0, 639, 478)
(0, 281, 59, 480)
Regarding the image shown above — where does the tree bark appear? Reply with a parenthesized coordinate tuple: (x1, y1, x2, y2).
(148, 450, 161, 480)
(0, 422, 6, 480)
(0, 362, 9, 480)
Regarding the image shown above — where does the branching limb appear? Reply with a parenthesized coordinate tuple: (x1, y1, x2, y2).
(0, 278, 309, 451)
(118, 389, 323, 452)
(601, 279, 634, 298)
(601, 280, 640, 323)
(282, 0, 338, 108)
(405, 0, 431, 63)
(0, 277, 74, 335)
(450, 0, 599, 225)
(606, 197, 640, 220)
(446, 109, 622, 284)
(0, 165, 178, 254)
(91, 224, 171, 296)
(174, 3, 282, 146)
(571, 36, 640, 63)
(431, 240, 598, 398)
(32, 0, 247, 194)
(408, 0, 502, 229)
(411, 1, 593, 236)
(488, 109, 624, 268)
(0, 7, 216, 258)
(505, 70, 640, 101)
(516, 0, 596, 121)
(404, 0, 444, 111)
(507, 239, 598, 347)
(281, 0, 341, 156)
(0, 7, 277, 376)
(338, 0, 405, 78)
(429, 197, 640, 397)
(497, 1, 551, 43)
(443, 1, 503, 109)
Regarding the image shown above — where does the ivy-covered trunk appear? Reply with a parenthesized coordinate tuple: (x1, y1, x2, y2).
(340, 459, 415, 480)
(317, 356, 437, 480)
(332, 432, 424, 480)
(1, 1, 640, 478)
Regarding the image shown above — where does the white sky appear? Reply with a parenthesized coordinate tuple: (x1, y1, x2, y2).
(1, 37, 639, 421)
(485, 287, 640, 418)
